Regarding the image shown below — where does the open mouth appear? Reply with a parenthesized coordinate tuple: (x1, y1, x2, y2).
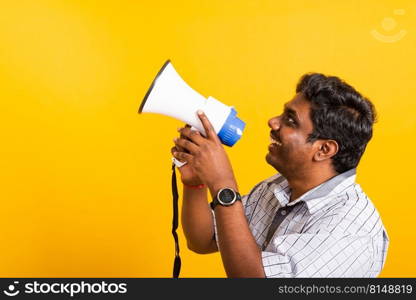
(270, 133, 282, 147)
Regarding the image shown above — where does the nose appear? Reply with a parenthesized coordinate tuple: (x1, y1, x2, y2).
(268, 116, 281, 130)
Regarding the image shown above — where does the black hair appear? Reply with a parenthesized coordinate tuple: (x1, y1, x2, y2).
(296, 73, 376, 174)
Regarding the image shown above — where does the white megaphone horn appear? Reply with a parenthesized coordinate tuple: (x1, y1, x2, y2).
(138, 60, 246, 147)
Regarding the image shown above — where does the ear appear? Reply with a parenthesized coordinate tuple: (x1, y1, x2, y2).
(313, 139, 339, 162)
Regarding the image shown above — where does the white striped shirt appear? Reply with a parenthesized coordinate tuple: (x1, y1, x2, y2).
(212, 168, 389, 277)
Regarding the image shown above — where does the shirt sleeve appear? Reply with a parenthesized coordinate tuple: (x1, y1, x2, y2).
(262, 232, 378, 277)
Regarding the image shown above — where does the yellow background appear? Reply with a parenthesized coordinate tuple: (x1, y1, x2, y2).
(0, 0, 414, 277)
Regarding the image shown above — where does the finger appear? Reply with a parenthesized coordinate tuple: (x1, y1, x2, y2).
(197, 110, 219, 142)
(175, 127, 193, 154)
(179, 127, 205, 145)
(179, 124, 191, 133)
(175, 134, 185, 152)
(176, 126, 190, 152)
(172, 150, 193, 163)
(171, 146, 187, 163)
(176, 144, 185, 152)
(171, 146, 180, 156)
(174, 137, 199, 154)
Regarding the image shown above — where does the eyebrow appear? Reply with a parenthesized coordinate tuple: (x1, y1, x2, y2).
(283, 104, 300, 122)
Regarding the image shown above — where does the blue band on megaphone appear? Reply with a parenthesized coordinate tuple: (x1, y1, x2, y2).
(217, 108, 246, 147)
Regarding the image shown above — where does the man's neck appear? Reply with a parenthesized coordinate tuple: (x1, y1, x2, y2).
(287, 168, 338, 202)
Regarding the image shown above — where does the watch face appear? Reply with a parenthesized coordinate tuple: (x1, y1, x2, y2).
(218, 188, 236, 205)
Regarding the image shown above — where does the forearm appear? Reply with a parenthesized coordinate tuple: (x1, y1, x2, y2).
(215, 202, 265, 277)
(210, 182, 265, 278)
(181, 186, 217, 253)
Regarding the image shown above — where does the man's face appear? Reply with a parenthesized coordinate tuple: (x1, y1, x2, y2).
(266, 93, 317, 177)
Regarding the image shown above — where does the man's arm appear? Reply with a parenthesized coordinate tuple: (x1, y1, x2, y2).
(171, 130, 218, 255)
(211, 182, 265, 277)
(174, 111, 266, 277)
(181, 186, 218, 254)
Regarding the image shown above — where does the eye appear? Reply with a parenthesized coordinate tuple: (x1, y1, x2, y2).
(283, 114, 296, 126)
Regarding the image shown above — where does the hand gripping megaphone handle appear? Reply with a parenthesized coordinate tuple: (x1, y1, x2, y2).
(172, 157, 187, 168)
(172, 126, 200, 168)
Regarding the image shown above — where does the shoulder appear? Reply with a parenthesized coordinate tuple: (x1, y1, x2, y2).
(241, 173, 284, 209)
(316, 183, 384, 236)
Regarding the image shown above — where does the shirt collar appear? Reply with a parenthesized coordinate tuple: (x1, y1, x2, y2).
(271, 168, 357, 214)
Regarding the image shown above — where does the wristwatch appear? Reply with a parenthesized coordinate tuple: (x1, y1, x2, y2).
(210, 187, 242, 210)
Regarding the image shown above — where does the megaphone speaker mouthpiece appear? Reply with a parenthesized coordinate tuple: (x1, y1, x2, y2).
(139, 60, 245, 147)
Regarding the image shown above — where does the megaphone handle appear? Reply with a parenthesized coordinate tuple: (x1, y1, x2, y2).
(172, 157, 187, 168)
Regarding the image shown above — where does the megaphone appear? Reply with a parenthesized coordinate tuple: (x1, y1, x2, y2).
(138, 60, 245, 147)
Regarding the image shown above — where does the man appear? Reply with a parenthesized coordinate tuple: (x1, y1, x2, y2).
(171, 73, 389, 278)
